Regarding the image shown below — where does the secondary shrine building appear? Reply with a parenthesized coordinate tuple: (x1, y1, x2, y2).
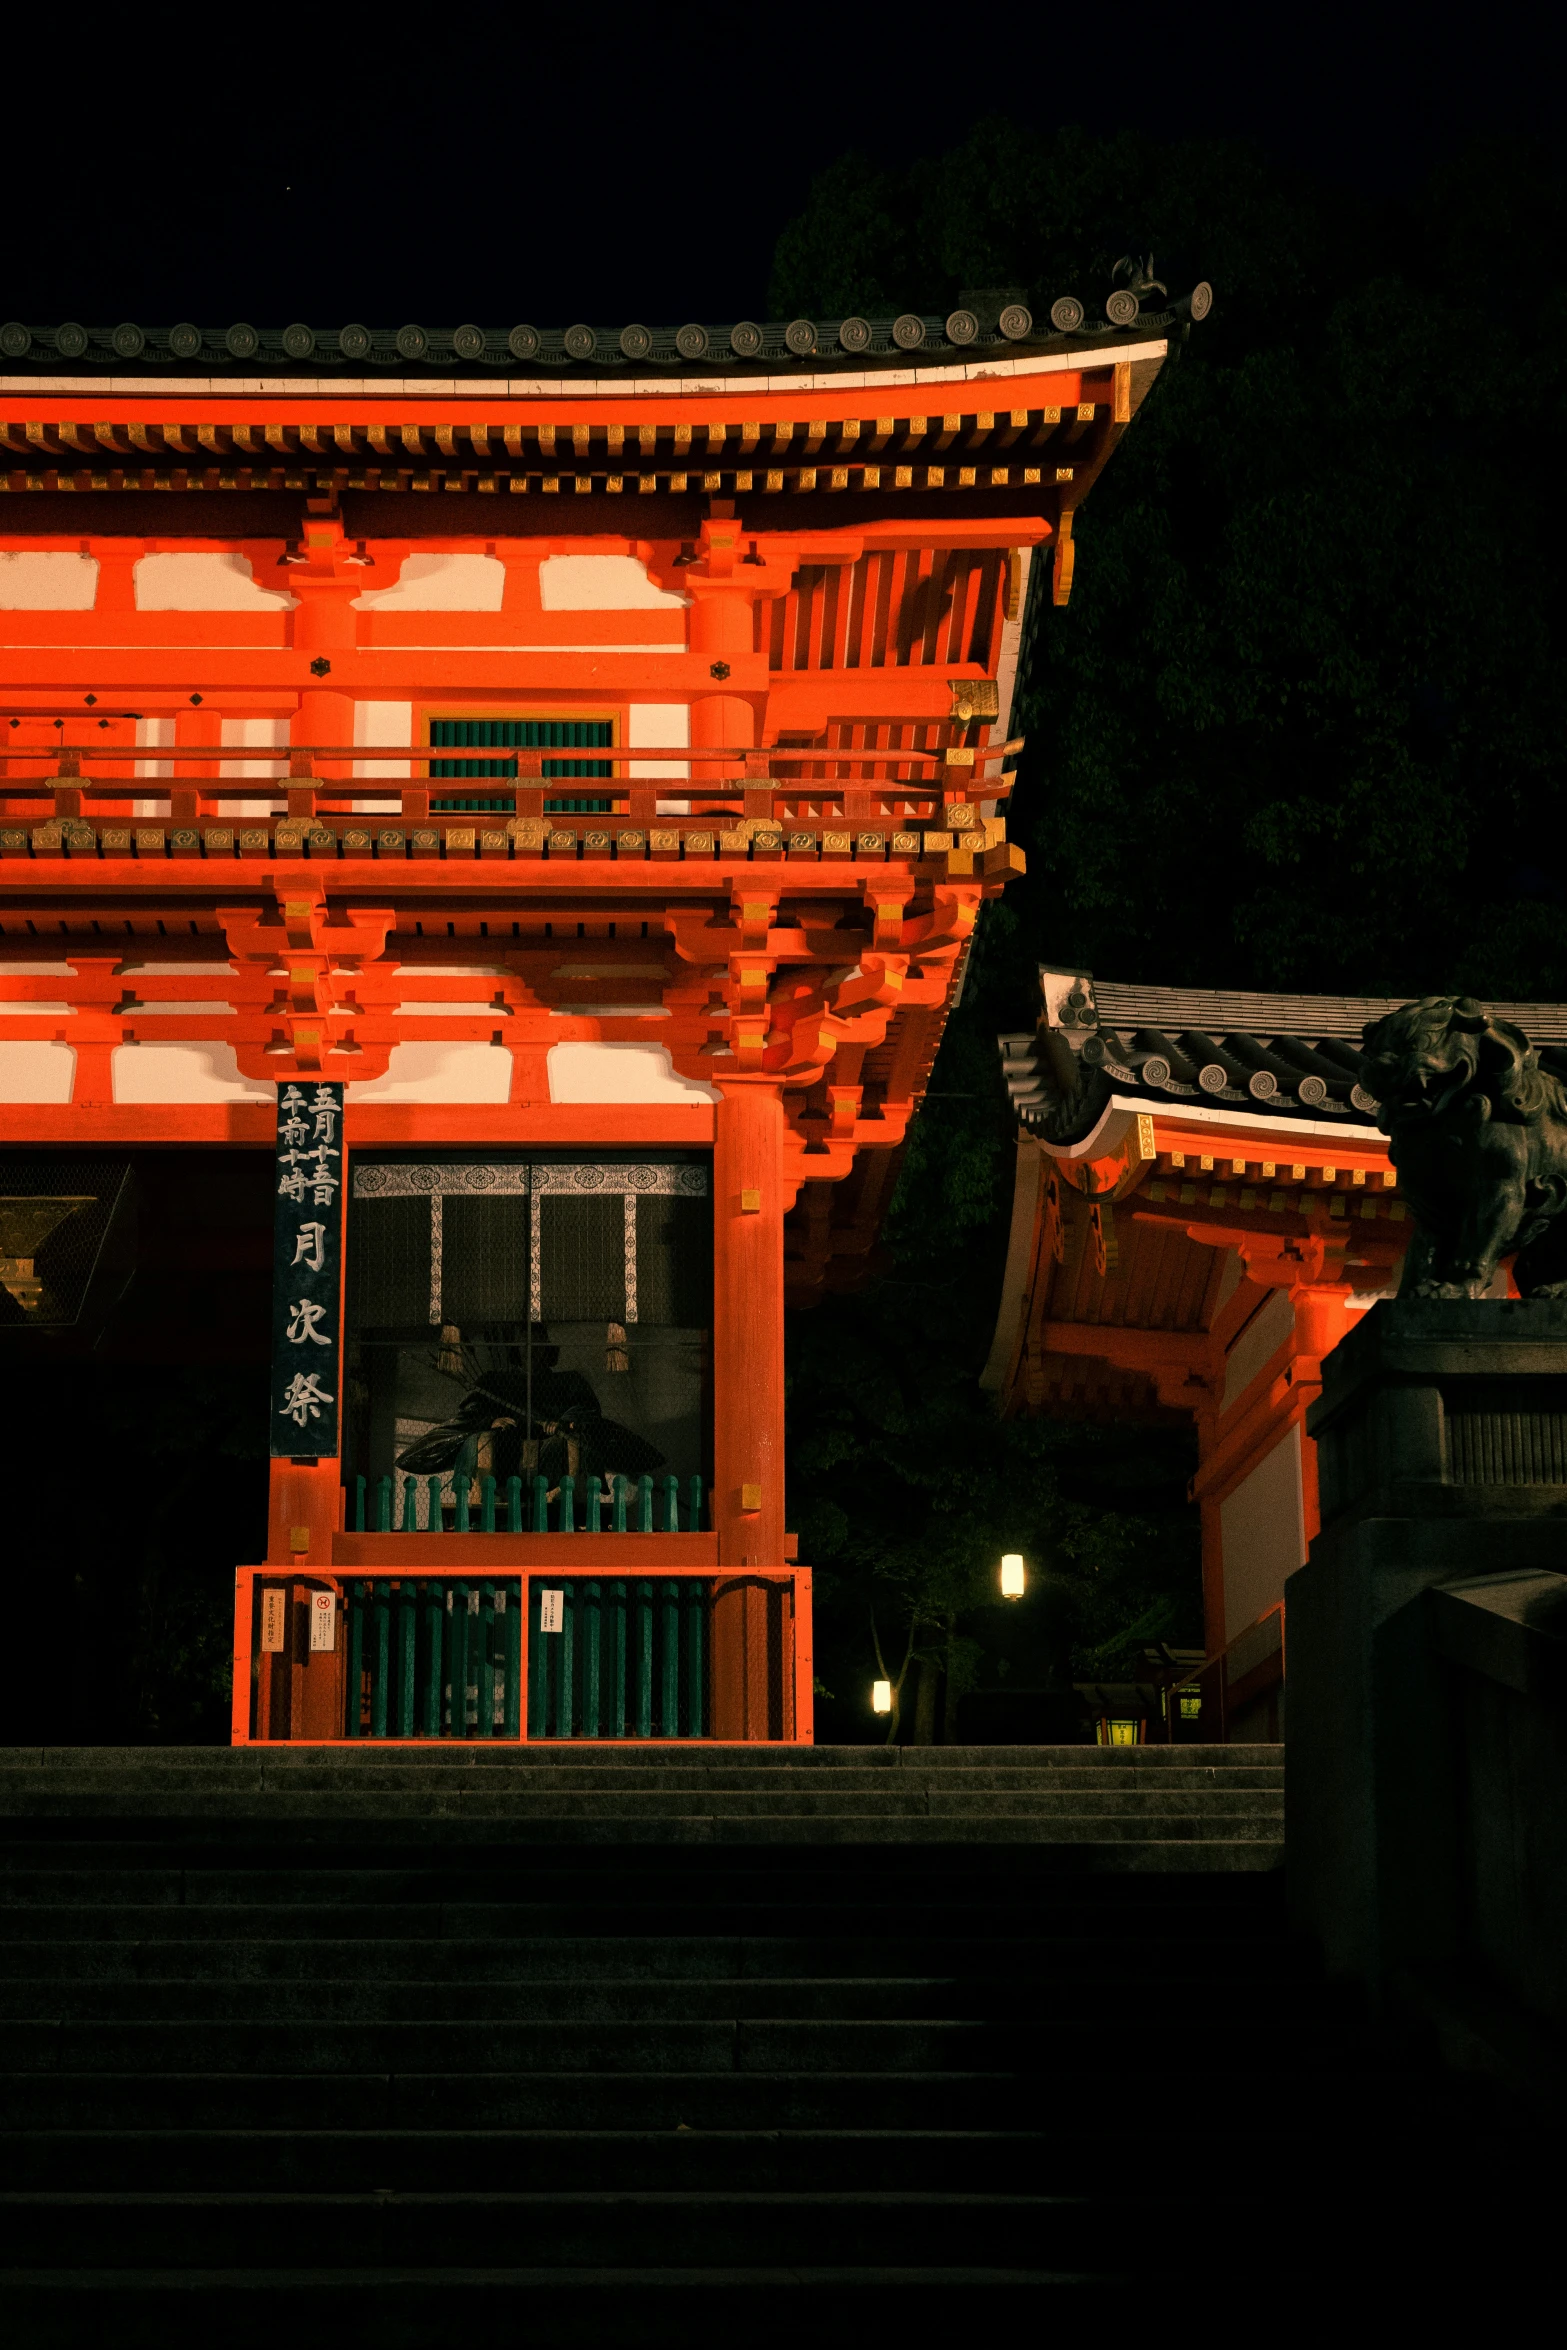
(0, 289, 1197, 1742)
(986, 968, 1564, 1730)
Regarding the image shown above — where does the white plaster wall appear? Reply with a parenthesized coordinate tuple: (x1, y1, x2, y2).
(354, 699, 412, 790)
(539, 555, 685, 611)
(134, 553, 293, 610)
(629, 701, 690, 801)
(1219, 1424, 1307, 1644)
(546, 1043, 719, 1104)
(111, 1043, 275, 1103)
(346, 1043, 514, 1102)
(134, 718, 173, 815)
(0, 552, 98, 608)
(355, 554, 505, 610)
(219, 715, 287, 815)
(0, 1041, 75, 1100)
(1222, 1287, 1296, 1408)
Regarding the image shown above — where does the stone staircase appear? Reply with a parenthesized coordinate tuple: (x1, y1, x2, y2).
(0, 1745, 1526, 2337)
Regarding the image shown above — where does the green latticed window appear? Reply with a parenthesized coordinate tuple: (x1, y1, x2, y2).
(428, 719, 615, 813)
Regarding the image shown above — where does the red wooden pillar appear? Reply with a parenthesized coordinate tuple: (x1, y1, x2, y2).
(267, 1457, 341, 1567)
(710, 1080, 788, 1738)
(172, 706, 221, 825)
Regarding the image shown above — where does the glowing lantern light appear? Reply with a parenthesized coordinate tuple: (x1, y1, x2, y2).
(1000, 1553, 1026, 1600)
(872, 1679, 893, 1715)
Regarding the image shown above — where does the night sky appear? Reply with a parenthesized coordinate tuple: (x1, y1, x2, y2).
(2, 3, 1561, 330)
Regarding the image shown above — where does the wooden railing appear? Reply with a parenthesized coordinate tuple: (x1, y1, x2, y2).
(0, 743, 1020, 864)
(1159, 1603, 1286, 1743)
(352, 1470, 706, 1535)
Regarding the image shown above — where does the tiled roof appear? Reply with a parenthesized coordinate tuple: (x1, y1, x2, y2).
(999, 970, 1567, 1141)
(0, 286, 1211, 379)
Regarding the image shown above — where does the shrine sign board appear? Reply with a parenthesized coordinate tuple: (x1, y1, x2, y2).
(270, 1082, 344, 1458)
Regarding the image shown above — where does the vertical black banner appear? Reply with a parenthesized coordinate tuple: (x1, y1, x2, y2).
(270, 1081, 344, 1458)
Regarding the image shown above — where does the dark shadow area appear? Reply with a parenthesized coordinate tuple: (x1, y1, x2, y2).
(0, 1150, 271, 1743)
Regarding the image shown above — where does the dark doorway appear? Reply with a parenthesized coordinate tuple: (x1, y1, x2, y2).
(0, 1149, 272, 1743)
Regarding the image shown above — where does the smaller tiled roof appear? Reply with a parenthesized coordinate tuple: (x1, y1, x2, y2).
(1000, 970, 1567, 1142)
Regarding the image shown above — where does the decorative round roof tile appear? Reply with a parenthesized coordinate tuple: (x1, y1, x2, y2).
(168, 322, 202, 358)
(1105, 289, 1140, 327)
(508, 324, 541, 360)
(0, 321, 30, 358)
(55, 322, 89, 359)
(395, 323, 428, 360)
(1190, 281, 1214, 321)
(674, 322, 709, 359)
(729, 320, 764, 357)
(564, 323, 596, 359)
(998, 302, 1032, 340)
(111, 322, 145, 359)
(784, 319, 816, 355)
(339, 322, 372, 360)
(619, 323, 652, 359)
(944, 309, 978, 345)
(891, 314, 925, 350)
(838, 316, 872, 353)
(282, 323, 315, 360)
(452, 323, 485, 359)
(1049, 295, 1084, 333)
(226, 322, 260, 359)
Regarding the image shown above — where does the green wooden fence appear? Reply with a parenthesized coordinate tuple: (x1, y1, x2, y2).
(351, 1471, 706, 1535)
(341, 1573, 712, 1739)
(528, 1579, 707, 1740)
(344, 1577, 523, 1739)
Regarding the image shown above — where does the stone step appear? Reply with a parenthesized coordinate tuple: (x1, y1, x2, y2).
(0, 2267, 1107, 2342)
(0, 2124, 1218, 2194)
(0, 2011, 1361, 2078)
(0, 1785, 1285, 1820)
(0, 2186, 1195, 2274)
(0, 1891, 1288, 1940)
(1, 1744, 1280, 1771)
(0, 1813, 1286, 1856)
(0, 1762, 1283, 1791)
(0, 1935, 1311, 1983)
(0, 1839, 1284, 1880)
(0, 2059, 1434, 2134)
(0, 1972, 1335, 2025)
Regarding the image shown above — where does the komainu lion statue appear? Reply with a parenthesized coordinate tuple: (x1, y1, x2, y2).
(1360, 995, 1567, 1298)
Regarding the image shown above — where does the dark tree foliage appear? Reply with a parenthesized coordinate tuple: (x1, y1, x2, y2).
(776, 122, 1567, 1740)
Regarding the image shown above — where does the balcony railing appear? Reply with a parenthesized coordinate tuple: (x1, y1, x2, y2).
(0, 741, 1023, 872)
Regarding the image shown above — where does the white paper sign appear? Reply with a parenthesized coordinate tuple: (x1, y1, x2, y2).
(539, 1589, 564, 1634)
(308, 1590, 337, 1652)
(261, 1589, 287, 1654)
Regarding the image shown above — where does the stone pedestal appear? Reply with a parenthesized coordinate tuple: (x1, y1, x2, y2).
(1286, 1298, 1567, 1993)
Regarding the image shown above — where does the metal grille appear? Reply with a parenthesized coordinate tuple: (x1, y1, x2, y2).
(0, 1154, 134, 1330)
(345, 1156, 711, 1511)
(539, 1194, 624, 1322)
(441, 1196, 531, 1326)
(635, 1192, 714, 1326)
